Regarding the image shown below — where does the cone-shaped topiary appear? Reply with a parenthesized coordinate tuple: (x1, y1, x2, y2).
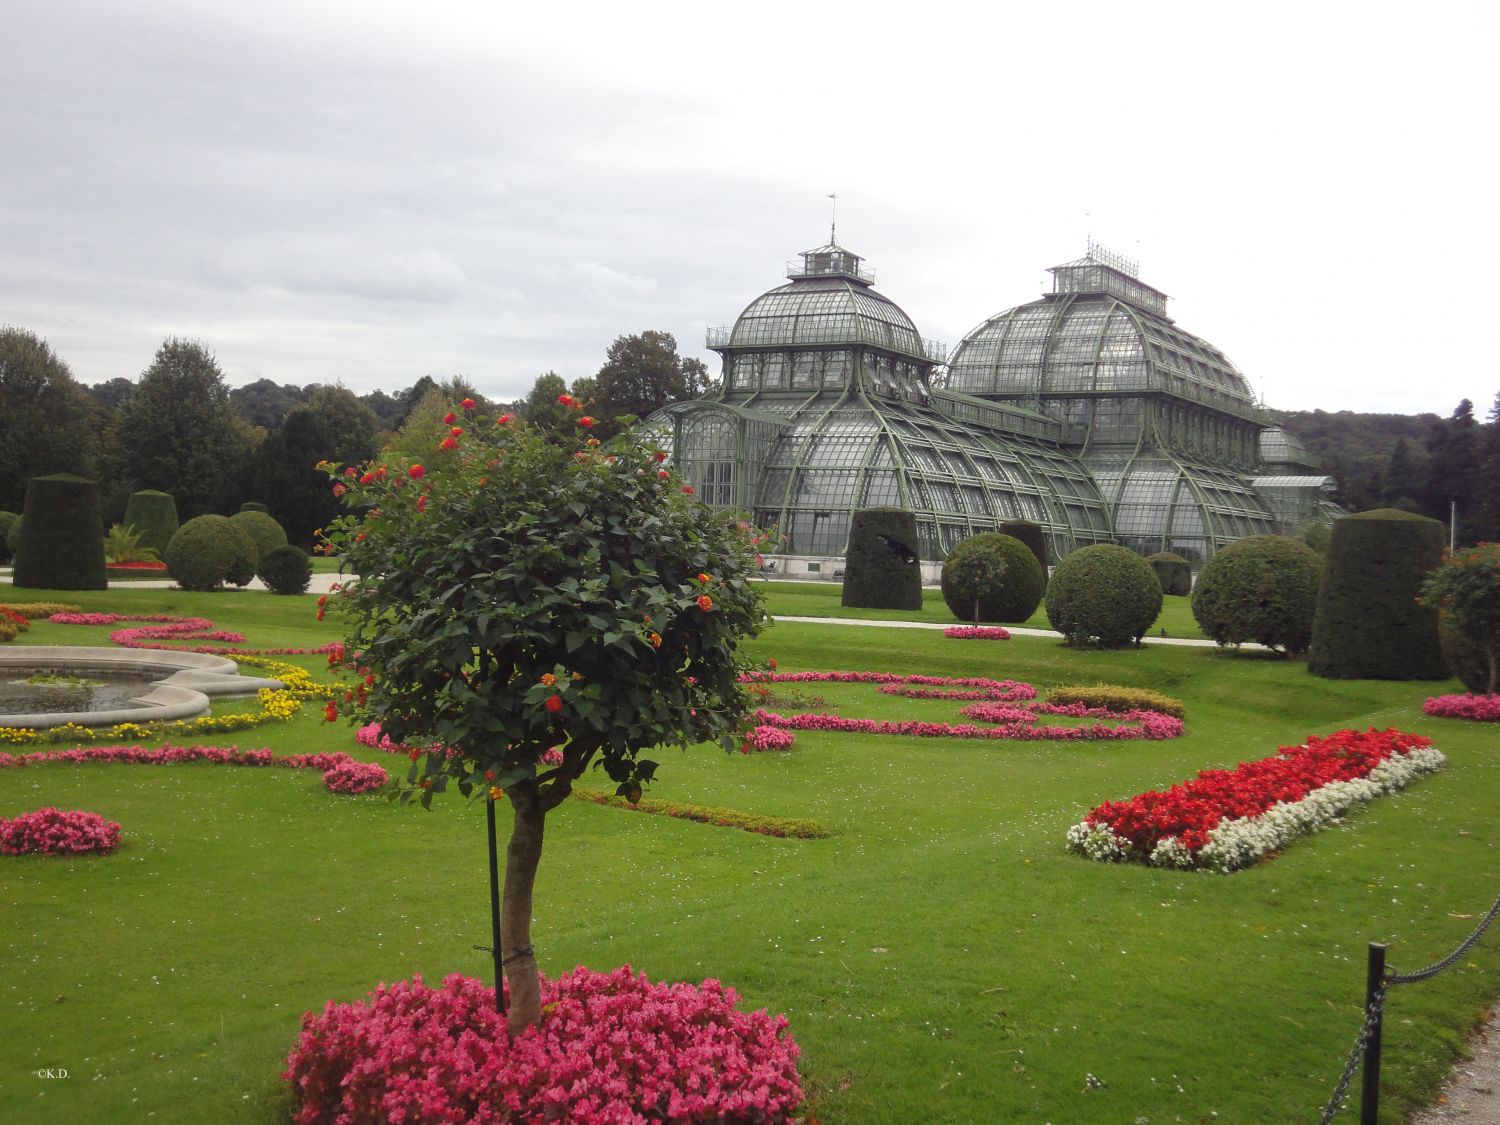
(842, 508, 922, 610)
(164, 514, 258, 592)
(12, 475, 107, 590)
(239, 501, 270, 514)
(940, 533, 1045, 623)
(998, 520, 1049, 586)
(257, 544, 312, 595)
(1191, 535, 1322, 656)
(1047, 544, 1162, 648)
(1146, 551, 1193, 597)
(230, 509, 289, 566)
(1308, 509, 1448, 680)
(122, 490, 179, 558)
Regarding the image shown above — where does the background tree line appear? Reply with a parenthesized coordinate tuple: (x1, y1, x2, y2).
(1273, 396, 1500, 543)
(0, 325, 709, 549)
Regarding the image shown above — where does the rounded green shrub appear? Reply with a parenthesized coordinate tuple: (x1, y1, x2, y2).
(0, 511, 18, 564)
(239, 501, 270, 514)
(257, 544, 313, 595)
(122, 490, 179, 557)
(1422, 543, 1500, 695)
(12, 475, 107, 590)
(164, 515, 258, 592)
(231, 509, 289, 565)
(1191, 535, 1322, 656)
(1439, 613, 1491, 694)
(998, 520, 1049, 584)
(1146, 551, 1193, 597)
(1046, 545, 1162, 648)
(1308, 509, 1448, 680)
(842, 508, 922, 611)
(940, 533, 1045, 623)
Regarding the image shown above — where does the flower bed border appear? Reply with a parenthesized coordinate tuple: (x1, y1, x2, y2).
(1424, 694, 1500, 722)
(0, 743, 388, 795)
(943, 625, 1011, 640)
(1, 807, 122, 856)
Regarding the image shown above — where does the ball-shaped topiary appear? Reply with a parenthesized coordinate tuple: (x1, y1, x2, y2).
(1146, 551, 1193, 597)
(12, 475, 108, 590)
(1046, 545, 1162, 648)
(842, 508, 922, 610)
(258, 544, 313, 595)
(1191, 535, 1323, 656)
(230, 509, 289, 565)
(940, 533, 1046, 623)
(164, 515, 258, 592)
(0, 511, 18, 564)
(998, 520, 1049, 584)
(122, 490, 179, 558)
(1308, 509, 1448, 680)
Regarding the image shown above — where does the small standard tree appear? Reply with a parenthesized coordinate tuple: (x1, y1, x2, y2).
(321, 400, 768, 1034)
(940, 533, 1045, 624)
(1421, 543, 1500, 694)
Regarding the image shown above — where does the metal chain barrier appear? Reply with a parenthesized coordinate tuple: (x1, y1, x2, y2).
(1320, 887, 1500, 1123)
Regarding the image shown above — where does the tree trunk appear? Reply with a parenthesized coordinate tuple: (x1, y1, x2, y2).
(501, 784, 546, 1034)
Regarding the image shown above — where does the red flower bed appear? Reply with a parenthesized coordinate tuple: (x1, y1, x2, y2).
(1, 807, 121, 856)
(1081, 728, 1431, 853)
(105, 561, 168, 572)
(284, 966, 804, 1124)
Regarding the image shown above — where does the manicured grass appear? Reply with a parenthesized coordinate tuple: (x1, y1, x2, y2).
(762, 579, 1208, 640)
(2, 580, 1496, 1123)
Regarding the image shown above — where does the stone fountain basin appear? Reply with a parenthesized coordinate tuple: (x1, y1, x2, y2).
(0, 646, 284, 729)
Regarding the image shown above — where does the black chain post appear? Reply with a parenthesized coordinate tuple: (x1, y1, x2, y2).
(1362, 943, 1385, 1125)
(486, 796, 506, 1016)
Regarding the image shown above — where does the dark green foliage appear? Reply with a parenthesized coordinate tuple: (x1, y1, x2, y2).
(122, 490, 179, 557)
(842, 509, 922, 610)
(1191, 535, 1322, 656)
(257, 544, 313, 595)
(0, 327, 104, 513)
(230, 509, 289, 565)
(4, 513, 19, 559)
(12, 474, 107, 590)
(239, 501, 269, 514)
(1421, 543, 1500, 694)
(1046, 545, 1162, 648)
(1440, 614, 1491, 694)
(1308, 509, 1448, 680)
(164, 515, 258, 592)
(593, 330, 710, 439)
(1146, 551, 1193, 597)
(939, 533, 1045, 623)
(998, 520, 1049, 583)
(0, 511, 17, 564)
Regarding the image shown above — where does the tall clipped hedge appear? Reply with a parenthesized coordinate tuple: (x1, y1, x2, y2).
(1146, 551, 1193, 596)
(122, 490, 179, 557)
(939, 533, 1045, 623)
(1308, 509, 1448, 680)
(1191, 535, 1322, 656)
(0, 511, 18, 565)
(842, 508, 922, 610)
(12, 474, 108, 590)
(1046, 545, 1162, 648)
(998, 520, 1049, 583)
(240, 501, 270, 514)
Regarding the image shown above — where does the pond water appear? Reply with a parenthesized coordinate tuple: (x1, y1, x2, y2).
(0, 673, 162, 716)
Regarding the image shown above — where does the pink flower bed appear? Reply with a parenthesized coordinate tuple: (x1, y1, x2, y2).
(943, 626, 1011, 640)
(48, 612, 340, 657)
(740, 725, 795, 753)
(1424, 694, 1500, 722)
(0, 744, 385, 796)
(322, 760, 390, 795)
(283, 966, 804, 1124)
(742, 671, 1182, 742)
(1, 807, 121, 856)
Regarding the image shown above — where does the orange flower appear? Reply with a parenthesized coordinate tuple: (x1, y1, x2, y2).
(649, 632, 662, 648)
(540, 673, 557, 686)
(696, 572, 711, 584)
(696, 595, 713, 612)
(489, 785, 504, 801)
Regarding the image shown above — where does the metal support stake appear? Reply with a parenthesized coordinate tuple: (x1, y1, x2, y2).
(486, 796, 506, 1016)
(1362, 942, 1386, 1125)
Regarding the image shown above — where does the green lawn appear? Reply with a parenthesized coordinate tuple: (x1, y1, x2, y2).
(1, 581, 1495, 1123)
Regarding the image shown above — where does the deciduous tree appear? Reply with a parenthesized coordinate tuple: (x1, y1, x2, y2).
(0, 327, 103, 512)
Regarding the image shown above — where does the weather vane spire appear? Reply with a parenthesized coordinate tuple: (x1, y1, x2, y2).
(827, 193, 837, 244)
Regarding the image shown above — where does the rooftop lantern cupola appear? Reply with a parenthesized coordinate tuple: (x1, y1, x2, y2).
(787, 241, 876, 285)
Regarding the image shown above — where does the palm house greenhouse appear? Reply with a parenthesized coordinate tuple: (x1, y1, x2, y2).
(651, 238, 1339, 578)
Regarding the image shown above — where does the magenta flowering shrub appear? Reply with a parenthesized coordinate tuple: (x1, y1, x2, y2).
(283, 966, 804, 1124)
(322, 760, 389, 795)
(740, 725, 795, 753)
(0, 807, 121, 856)
(1423, 694, 1500, 721)
(942, 625, 1011, 640)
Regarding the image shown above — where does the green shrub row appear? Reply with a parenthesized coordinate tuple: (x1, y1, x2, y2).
(571, 790, 830, 839)
(1046, 684, 1186, 719)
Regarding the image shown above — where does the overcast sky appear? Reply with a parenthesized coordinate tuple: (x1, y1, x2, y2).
(3, 0, 1495, 416)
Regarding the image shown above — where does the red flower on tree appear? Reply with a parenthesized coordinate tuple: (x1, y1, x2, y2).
(544, 695, 563, 713)
(408, 464, 426, 479)
(461, 397, 477, 411)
